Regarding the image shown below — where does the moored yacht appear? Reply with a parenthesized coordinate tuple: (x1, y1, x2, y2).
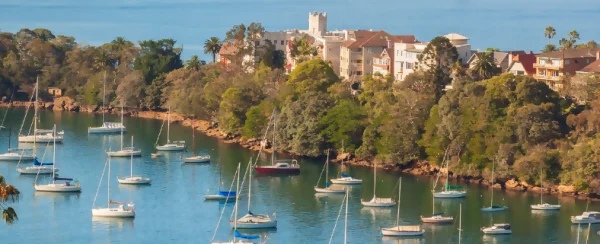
(571, 211, 600, 224)
(92, 157, 135, 218)
(155, 107, 185, 151)
(481, 223, 512, 235)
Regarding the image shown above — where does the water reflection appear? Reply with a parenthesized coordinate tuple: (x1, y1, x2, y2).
(91, 216, 135, 231)
(34, 191, 81, 200)
(381, 236, 424, 244)
(481, 234, 511, 243)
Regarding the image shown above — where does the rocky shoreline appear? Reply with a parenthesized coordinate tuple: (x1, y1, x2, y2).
(2, 99, 598, 202)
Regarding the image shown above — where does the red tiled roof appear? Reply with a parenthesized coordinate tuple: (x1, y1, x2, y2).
(512, 53, 537, 74)
(342, 30, 416, 48)
(536, 48, 599, 59)
(580, 59, 600, 73)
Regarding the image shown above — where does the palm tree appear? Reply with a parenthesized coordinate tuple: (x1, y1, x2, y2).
(568, 30, 580, 47)
(203, 37, 222, 63)
(544, 26, 556, 44)
(559, 38, 572, 50)
(94, 48, 112, 70)
(471, 52, 496, 80)
(1, 175, 20, 226)
(185, 55, 203, 71)
(542, 44, 558, 53)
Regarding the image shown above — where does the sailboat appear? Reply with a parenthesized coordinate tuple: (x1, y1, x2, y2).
(212, 163, 257, 244)
(0, 128, 35, 161)
(34, 125, 81, 192)
(18, 78, 64, 143)
(205, 160, 237, 201)
(531, 167, 561, 210)
(330, 141, 362, 185)
(106, 103, 141, 157)
(315, 149, 345, 194)
(88, 72, 126, 134)
(361, 161, 395, 207)
(183, 120, 210, 163)
(432, 148, 466, 198)
(421, 194, 454, 223)
(155, 107, 186, 151)
(232, 158, 277, 229)
(92, 156, 135, 218)
(481, 160, 507, 212)
(328, 188, 350, 243)
(255, 110, 299, 174)
(117, 136, 151, 184)
(382, 177, 425, 236)
(0, 91, 12, 130)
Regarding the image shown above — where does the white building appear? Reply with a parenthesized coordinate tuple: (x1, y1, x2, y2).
(445, 33, 472, 64)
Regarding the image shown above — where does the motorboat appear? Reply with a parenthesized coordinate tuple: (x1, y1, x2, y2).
(571, 211, 600, 224)
(481, 223, 512, 235)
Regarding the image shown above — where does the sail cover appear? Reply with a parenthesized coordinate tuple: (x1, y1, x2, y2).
(218, 191, 236, 197)
(54, 177, 73, 181)
(33, 158, 53, 166)
(234, 230, 259, 239)
(433, 212, 445, 216)
(341, 173, 351, 177)
(445, 183, 462, 189)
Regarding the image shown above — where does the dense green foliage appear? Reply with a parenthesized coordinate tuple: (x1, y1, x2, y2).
(4, 28, 600, 193)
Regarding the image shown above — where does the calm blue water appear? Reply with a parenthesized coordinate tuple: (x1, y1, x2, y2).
(1, 0, 599, 60)
(1, 108, 600, 243)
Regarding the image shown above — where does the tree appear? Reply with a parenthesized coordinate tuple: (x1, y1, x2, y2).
(544, 26, 556, 44)
(185, 55, 203, 71)
(418, 36, 458, 86)
(319, 99, 366, 151)
(559, 38, 571, 50)
(542, 44, 558, 53)
(115, 70, 145, 107)
(470, 52, 496, 80)
(256, 40, 285, 69)
(134, 39, 183, 84)
(287, 59, 338, 95)
(568, 30, 580, 47)
(203, 37, 222, 63)
(290, 35, 317, 63)
(485, 47, 500, 52)
(0, 175, 20, 226)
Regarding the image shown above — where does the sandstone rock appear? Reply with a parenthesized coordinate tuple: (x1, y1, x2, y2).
(558, 185, 576, 194)
(44, 102, 54, 109)
(493, 183, 502, 189)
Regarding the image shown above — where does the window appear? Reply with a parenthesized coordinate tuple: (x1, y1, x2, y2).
(586, 59, 590, 64)
(366, 72, 371, 75)
(366, 60, 371, 65)
(551, 70, 559, 77)
(538, 69, 546, 76)
(516, 71, 525, 75)
(255, 41, 260, 46)
(397, 50, 400, 56)
(281, 40, 284, 45)
(356, 71, 362, 76)
(565, 60, 571, 65)
(273, 40, 278, 45)
(406, 62, 414, 69)
(551, 60, 560, 66)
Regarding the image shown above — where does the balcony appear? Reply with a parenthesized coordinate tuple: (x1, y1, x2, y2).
(373, 58, 389, 66)
(533, 63, 562, 69)
(533, 74, 562, 81)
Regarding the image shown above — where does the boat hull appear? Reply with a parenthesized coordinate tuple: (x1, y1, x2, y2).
(117, 177, 151, 185)
(232, 221, 277, 229)
(107, 150, 142, 157)
(531, 204, 561, 210)
(17, 167, 59, 175)
(314, 187, 345, 194)
(88, 127, 126, 134)
(481, 206, 508, 212)
(0, 153, 35, 161)
(330, 178, 363, 185)
(361, 199, 396, 207)
(92, 208, 135, 218)
(183, 156, 210, 163)
(571, 217, 600, 224)
(254, 167, 300, 174)
(18, 135, 64, 143)
(482, 229, 512, 235)
(155, 144, 186, 151)
(432, 191, 467, 198)
(35, 183, 81, 192)
(204, 195, 237, 201)
(421, 217, 454, 223)
(381, 228, 425, 236)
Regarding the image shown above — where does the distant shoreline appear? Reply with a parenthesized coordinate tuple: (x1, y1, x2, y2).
(3, 100, 599, 202)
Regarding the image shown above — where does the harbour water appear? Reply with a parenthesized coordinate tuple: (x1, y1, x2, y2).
(1, 0, 599, 60)
(0, 108, 599, 243)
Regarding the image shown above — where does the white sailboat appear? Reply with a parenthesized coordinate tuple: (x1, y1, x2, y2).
(382, 177, 425, 236)
(34, 125, 81, 192)
(315, 150, 345, 194)
(254, 110, 300, 174)
(117, 136, 151, 185)
(531, 168, 561, 210)
(481, 160, 507, 212)
(92, 156, 135, 218)
(88, 72, 126, 134)
(0, 128, 35, 161)
(155, 107, 185, 151)
(212, 163, 257, 244)
(432, 148, 466, 198)
(328, 188, 350, 244)
(183, 120, 210, 163)
(421, 194, 454, 223)
(330, 141, 362, 185)
(106, 103, 140, 157)
(361, 161, 395, 207)
(18, 78, 64, 143)
(232, 159, 277, 229)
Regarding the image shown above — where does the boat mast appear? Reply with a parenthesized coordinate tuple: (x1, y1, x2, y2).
(7, 128, 10, 150)
(130, 136, 134, 177)
(192, 120, 195, 157)
(102, 71, 106, 124)
(458, 203, 462, 244)
(120, 103, 124, 150)
(490, 160, 495, 207)
(248, 158, 252, 212)
(373, 161, 377, 199)
(271, 110, 276, 166)
(33, 77, 38, 156)
(52, 125, 56, 184)
(445, 159, 449, 192)
(341, 140, 345, 174)
(167, 107, 171, 143)
(344, 188, 348, 244)
(540, 167, 543, 205)
(107, 155, 111, 207)
(234, 163, 240, 239)
(325, 149, 329, 188)
(396, 177, 402, 227)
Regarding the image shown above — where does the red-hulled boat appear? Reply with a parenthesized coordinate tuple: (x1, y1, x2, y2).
(255, 160, 300, 174)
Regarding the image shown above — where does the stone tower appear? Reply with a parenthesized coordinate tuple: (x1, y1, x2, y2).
(308, 12, 327, 37)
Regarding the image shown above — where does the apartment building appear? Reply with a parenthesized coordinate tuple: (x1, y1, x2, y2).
(373, 47, 393, 76)
(534, 48, 598, 90)
(506, 52, 536, 76)
(340, 30, 416, 81)
(577, 50, 600, 74)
